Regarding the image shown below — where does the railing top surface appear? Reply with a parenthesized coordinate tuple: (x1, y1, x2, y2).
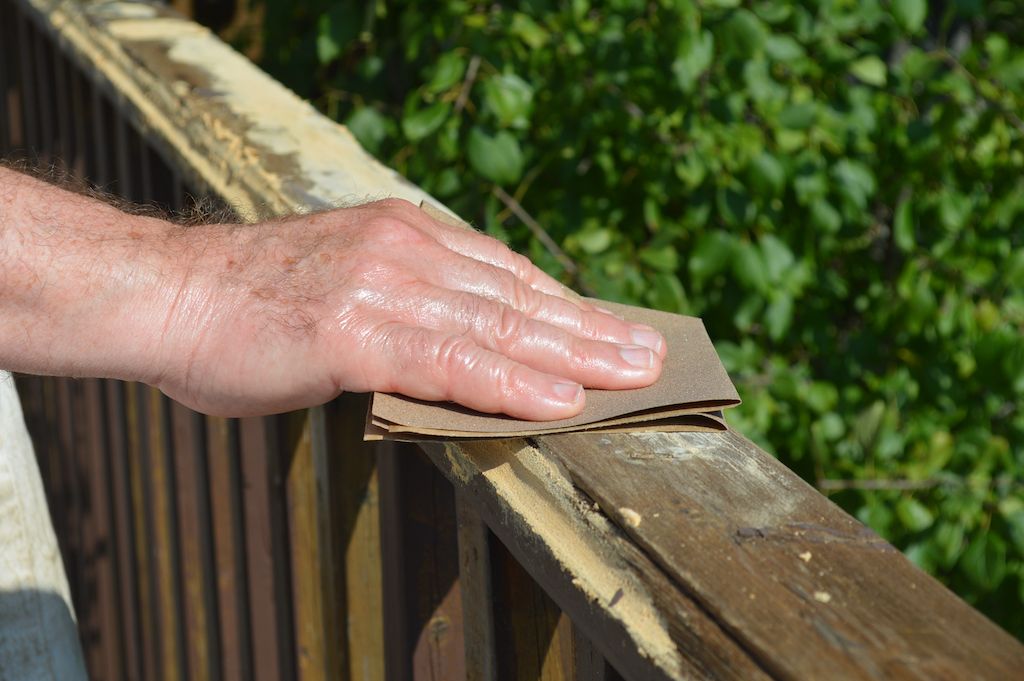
(18, 1, 1024, 679)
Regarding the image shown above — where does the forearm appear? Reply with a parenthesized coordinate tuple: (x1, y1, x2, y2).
(0, 167, 174, 381)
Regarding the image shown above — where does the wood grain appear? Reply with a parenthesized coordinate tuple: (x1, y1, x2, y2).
(535, 430, 1024, 681)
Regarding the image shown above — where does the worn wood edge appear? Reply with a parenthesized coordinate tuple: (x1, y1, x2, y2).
(19, 0, 436, 218)
(420, 439, 772, 681)
(533, 430, 1024, 679)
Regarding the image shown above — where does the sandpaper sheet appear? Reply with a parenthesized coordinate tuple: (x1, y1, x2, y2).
(365, 299, 741, 441)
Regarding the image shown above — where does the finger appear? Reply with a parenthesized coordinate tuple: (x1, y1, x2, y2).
(417, 247, 667, 357)
(416, 204, 587, 305)
(374, 324, 586, 420)
(394, 285, 663, 389)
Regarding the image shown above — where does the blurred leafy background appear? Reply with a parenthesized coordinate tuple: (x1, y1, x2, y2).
(210, 0, 1024, 637)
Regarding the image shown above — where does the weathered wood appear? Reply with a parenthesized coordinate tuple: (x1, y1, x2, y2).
(81, 378, 124, 681)
(145, 388, 187, 681)
(105, 380, 145, 681)
(490, 533, 575, 680)
(535, 430, 1024, 680)
(206, 415, 253, 681)
(171, 401, 219, 681)
(379, 445, 466, 680)
(321, 395, 386, 681)
(124, 381, 161, 681)
(239, 416, 296, 681)
(284, 408, 339, 680)
(420, 439, 770, 681)
(455, 491, 497, 681)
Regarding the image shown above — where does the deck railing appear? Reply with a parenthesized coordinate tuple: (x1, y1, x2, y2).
(4, 1, 1023, 680)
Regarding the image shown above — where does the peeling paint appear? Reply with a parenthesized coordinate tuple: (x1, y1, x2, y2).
(105, 14, 433, 211)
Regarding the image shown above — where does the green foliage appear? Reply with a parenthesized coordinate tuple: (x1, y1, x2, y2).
(253, 0, 1024, 638)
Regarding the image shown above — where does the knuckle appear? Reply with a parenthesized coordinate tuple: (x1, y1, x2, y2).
(365, 215, 431, 248)
(506, 249, 536, 281)
(508, 275, 541, 317)
(492, 305, 527, 348)
(434, 334, 477, 380)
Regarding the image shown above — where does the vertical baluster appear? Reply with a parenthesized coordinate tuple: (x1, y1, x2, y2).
(106, 380, 145, 681)
(30, 20, 54, 162)
(114, 114, 133, 200)
(0, 0, 11, 154)
(77, 379, 124, 680)
(206, 416, 253, 681)
(379, 445, 466, 680)
(146, 390, 187, 681)
(322, 394, 386, 681)
(16, 12, 38, 155)
(456, 493, 497, 681)
(489, 536, 577, 680)
(239, 417, 296, 681)
(52, 43, 70, 170)
(171, 402, 221, 681)
(126, 381, 163, 681)
(91, 86, 110, 187)
(68, 62, 88, 179)
(283, 408, 336, 680)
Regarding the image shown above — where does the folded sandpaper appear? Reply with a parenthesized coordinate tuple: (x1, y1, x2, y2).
(364, 299, 741, 441)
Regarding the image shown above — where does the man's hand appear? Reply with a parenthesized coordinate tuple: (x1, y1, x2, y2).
(1, 168, 664, 419)
(155, 199, 665, 418)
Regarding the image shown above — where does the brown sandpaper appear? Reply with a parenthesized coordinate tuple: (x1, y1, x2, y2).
(365, 299, 741, 441)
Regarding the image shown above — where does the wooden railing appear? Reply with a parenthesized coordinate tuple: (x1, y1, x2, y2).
(3, 1, 1023, 680)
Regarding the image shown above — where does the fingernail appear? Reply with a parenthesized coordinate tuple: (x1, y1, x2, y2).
(630, 326, 664, 353)
(552, 381, 583, 403)
(619, 345, 654, 369)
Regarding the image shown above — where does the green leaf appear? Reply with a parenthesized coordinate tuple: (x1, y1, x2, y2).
(346, 107, 391, 155)
(510, 13, 549, 49)
(892, 0, 927, 33)
(748, 153, 786, 197)
(401, 101, 451, 141)
(719, 9, 767, 57)
(672, 30, 714, 93)
(778, 102, 817, 130)
(645, 272, 688, 313)
(765, 35, 805, 62)
(467, 128, 525, 185)
(638, 245, 679, 272)
(689, 232, 736, 285)
(760, 235, 795, 283)
(575, 227, 613, 254)
(962, 533, 1007, 590)
(733, 241, 770, 293)
(483, 73, 535, 129)
(810, 199, 842, 234)
(315, 6, 359, 66)
(425, 52, 466, 93)
(897, 498, 935, 532)
(833, 159, 876, 210)
(850, 56, 887, 86)
(765, 294, 794, 340)
(893, 198, 915, 251)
